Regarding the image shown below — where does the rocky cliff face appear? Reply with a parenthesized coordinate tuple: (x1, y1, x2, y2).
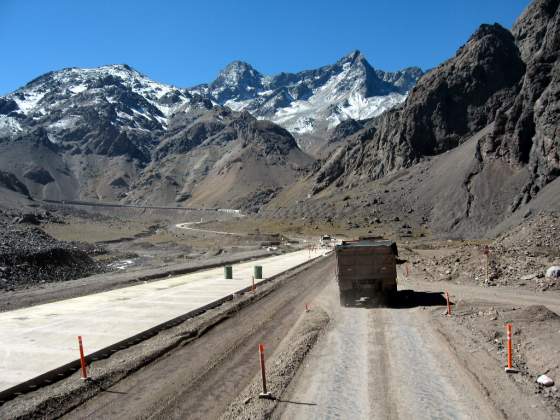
(312, 23, 526, 193)
(483, 0, 560, 208)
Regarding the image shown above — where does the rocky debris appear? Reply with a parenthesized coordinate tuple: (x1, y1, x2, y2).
(9, 209, 64, 225)
(537, 374, 555, 387)
(412, 212, 560, 290)
(0, 222, 106, 290)
(13, 213, 40, 225)
(447, 302, 560, 411)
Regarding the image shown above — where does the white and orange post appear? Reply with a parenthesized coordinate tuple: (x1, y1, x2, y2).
(258, 344, 272, 398)
(78, 336, 90, 380)
(505, 323, 517, 373)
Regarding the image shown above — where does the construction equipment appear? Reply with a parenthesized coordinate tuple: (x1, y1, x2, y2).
(335, 237, 398, 307)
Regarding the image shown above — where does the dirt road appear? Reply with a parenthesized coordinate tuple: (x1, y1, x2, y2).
(175, 221, 245, 236)
(62, 257, 334, 419)
(276, 269, 559, 419)
(276, 280, 502, 419)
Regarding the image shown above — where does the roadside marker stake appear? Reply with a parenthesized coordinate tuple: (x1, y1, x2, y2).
(305, 303, 310, 312)
(258, 344, 272, 399)
(77, 336, 90, 380)
(252, 276, 256, 294)
(505, 324, 518, 373)
(445, 291, 451, 316)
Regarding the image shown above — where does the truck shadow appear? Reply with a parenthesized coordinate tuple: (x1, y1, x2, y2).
(343, 290, 448, 309)
(391, 290, 449, 309)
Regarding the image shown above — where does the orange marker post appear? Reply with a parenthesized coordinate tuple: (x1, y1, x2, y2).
(77, 336, 89, 380)
(258, 344, 272, 399)
(505, 324, 517, 373)
(305, 303, 310, 312)
(445, 291, 451, 316)
(252, 276, 256, 294)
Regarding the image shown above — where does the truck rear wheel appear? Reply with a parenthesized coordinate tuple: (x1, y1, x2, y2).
(339, 290, 353, 307)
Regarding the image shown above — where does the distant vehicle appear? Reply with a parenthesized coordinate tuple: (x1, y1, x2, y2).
(320, 234, 332, 247)
(335, 237, 398, 306)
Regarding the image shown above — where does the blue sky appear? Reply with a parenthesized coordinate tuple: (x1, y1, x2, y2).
(0, 0, 530, 95)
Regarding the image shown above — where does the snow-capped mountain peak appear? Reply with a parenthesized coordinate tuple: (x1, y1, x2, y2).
(201, 51, 423, 145)
(208, 61, 265, 103)
(0, 52, 423, 153)
(0, 64, 194, 141)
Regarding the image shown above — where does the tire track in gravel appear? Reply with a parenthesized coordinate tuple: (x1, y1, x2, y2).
(278, 278, 502, 420)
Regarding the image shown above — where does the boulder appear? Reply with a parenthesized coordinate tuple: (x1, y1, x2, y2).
(545, 266, 560, 278)
(537, 374, 554, 387)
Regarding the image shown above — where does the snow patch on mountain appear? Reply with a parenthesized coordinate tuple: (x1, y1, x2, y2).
(5, 65, 192, 128)
(0, 53, 422, 152)
(203, 51, 423, 138)
(0, 115, 22, 137)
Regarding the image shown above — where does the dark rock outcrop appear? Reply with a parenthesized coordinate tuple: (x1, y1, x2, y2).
(0, 171, 30, 196)
(312, 23, 526, 192)
(483, 0, 560, 207)
(23, 167, 55, 185)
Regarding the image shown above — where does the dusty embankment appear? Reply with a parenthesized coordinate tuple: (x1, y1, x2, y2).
(402, 212, 560, 292)
(221, 306, 329, 420)
(435, 301, 560, 415)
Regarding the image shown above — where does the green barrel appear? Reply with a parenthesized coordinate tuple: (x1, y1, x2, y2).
(254, 265, 263, 280)
(224, 266, 233, 279)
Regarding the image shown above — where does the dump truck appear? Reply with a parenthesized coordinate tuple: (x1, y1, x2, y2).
(335, 237, 398, 306)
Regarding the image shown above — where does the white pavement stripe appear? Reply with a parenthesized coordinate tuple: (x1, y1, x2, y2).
(0, 248, 324, 392)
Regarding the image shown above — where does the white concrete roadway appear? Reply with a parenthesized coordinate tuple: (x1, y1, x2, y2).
(0, 248, 324, 393)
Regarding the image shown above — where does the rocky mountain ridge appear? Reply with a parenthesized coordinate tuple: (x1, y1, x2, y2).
(0, 65, 311, 208)
(193, 51, 423, 149)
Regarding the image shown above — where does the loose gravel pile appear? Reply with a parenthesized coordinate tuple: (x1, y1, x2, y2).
(412, 212, 560, 291)
(0, 221, 106, 290)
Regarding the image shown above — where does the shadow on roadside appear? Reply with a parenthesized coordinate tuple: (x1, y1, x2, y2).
(391, 290, 449, 309)
(275, 398, 317, 406)
(341, 290, 449, 309)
